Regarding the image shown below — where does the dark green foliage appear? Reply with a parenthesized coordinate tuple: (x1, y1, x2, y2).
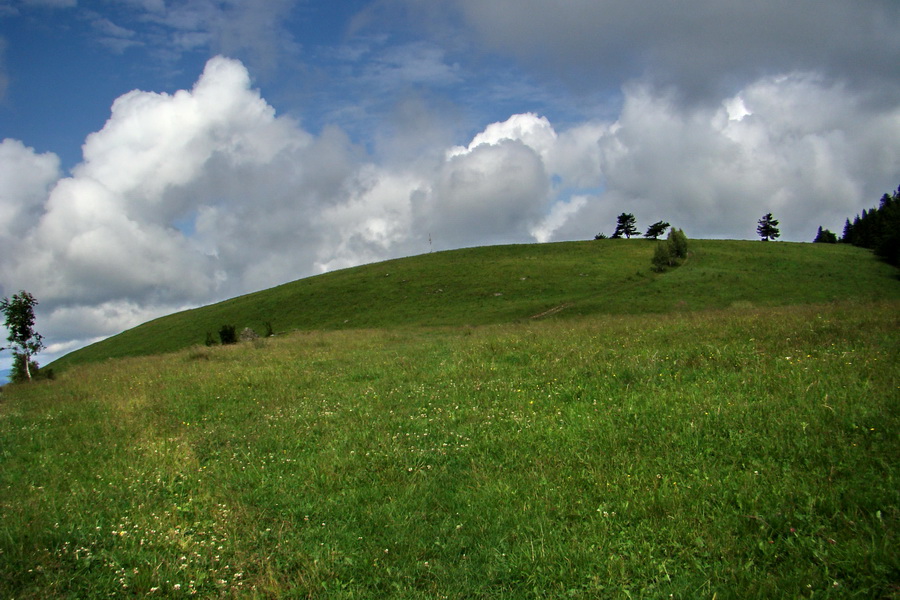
(593, 232, 608, 240)
(652, 229, 688, 272)
(651, 242, 673, 272)
(0, 290, 44, 382)
(841, 186, 900, 266)
(218, 325, 237, 345)
(263, 321, 274, 337)
(644, 220, 670, 240)
(813, 226, 838, 243)
(842, 218, 853, 244)
(8, 354, 53, 383)
(757, 213, 780, 241)
(667, 228, 688, 259)
(204, 332, 218, 346)
(10, 354, 38, 384)
(613, 213, 638, 239)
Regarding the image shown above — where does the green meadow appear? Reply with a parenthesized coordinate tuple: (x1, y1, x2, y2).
(51, 239, 900, 369)
(1, 240, 899, 598)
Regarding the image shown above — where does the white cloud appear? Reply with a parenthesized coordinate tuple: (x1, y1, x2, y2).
(1, 56, 898, 368)
(1, 57, 327, 353)
(549, 73, 900, 241)
(448, 112, 556, 159)
(531, 195, 588, 243)
(424, 138, 550, 249)
(0, 139, 60, 240)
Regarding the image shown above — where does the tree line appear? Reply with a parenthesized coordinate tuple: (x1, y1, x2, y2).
(595, 184, 899, 268)
(835, 186, 900, 266)
(597, 213, 783, 242)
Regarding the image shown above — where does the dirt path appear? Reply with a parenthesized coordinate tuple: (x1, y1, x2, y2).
(530, 303, 573, 319)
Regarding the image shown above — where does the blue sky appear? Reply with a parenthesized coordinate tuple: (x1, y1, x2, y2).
(1, 0, 899, 372)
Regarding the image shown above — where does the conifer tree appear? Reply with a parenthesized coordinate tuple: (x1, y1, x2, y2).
(613, 213, 638, 239)
(757, 213, 780, 241)
(813, 226, 837, 243)
(644, 220, 670, 240)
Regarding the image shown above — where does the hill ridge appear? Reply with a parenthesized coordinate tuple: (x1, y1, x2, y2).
(50, 239, 900, 370)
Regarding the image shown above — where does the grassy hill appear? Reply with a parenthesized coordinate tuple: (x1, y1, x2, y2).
(51, 239, 900, 370)
(2, 238, 899, 598)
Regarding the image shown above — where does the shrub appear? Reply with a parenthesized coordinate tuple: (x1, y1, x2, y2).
(263, 321, 274, 337)
(651, 229, 688, 273)
(651, 243, 674, 272)
(8, 354, 53, 383)
(667, 228, 688, 259)
(204, 332, 218, 346)
(219, 325, 237, 345)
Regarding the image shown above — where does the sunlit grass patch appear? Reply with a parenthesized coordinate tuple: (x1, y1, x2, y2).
(1, 301, 898, 598)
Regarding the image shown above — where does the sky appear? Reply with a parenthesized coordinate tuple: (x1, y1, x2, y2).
(1, 0, 899, 371)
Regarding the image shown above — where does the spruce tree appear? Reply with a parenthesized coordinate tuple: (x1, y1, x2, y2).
(813, 226, 837, 243)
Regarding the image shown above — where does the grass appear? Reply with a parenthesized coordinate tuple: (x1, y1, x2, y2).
(1, 300, 898, 598)
(49, 239, 900, 370)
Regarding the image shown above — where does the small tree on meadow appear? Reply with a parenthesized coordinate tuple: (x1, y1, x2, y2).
(644, 221, 670, 240)
(1, 290, 44, 382)
(757, 213, 780, 241)
(613, 213, 638, 239)
(652, 229, 688, 272)
(651, 243, 673, 272)
(667, 228, 688, 259)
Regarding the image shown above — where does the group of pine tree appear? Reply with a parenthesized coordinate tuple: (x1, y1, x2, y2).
(833, 185, 900, 266)
(593, 185, 899, 268)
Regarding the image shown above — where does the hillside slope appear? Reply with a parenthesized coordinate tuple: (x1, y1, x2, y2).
(50, 239, 900, 369)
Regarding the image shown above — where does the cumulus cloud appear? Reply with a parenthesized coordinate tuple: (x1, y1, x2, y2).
(1, 55, 899, 369)
(549, 74, 900, 241)
(0, 139, 59, 237)
(0, 57, 352, 360)
(424, 138, 550, 248)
